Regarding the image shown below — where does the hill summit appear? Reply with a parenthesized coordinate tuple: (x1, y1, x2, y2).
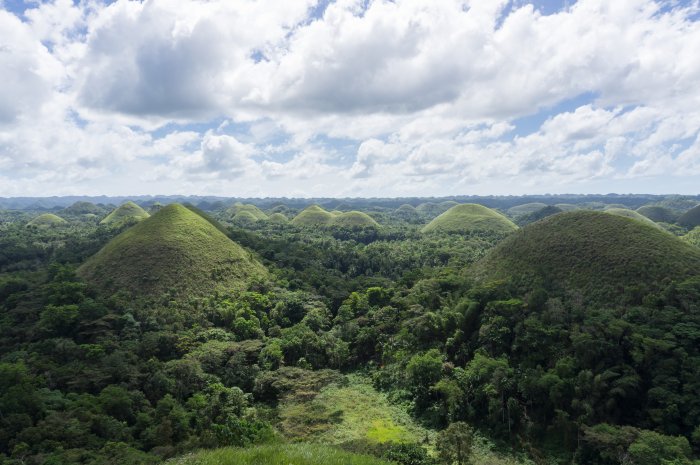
(421, 204, 517, 234)
(100, 201, 150, 227)
(26, 213, 68, 228)
(79, 204, 266, 298)
(475, 211, 700, 300)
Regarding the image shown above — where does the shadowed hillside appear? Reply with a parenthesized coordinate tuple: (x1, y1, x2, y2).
(475, 211, 700, 300)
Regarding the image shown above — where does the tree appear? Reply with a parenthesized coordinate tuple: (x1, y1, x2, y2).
(436, 422, 474, 465)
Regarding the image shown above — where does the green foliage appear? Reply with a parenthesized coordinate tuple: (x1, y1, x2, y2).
(436, 422, 474, 465)
(422, 204, 517, 235)
(683, 227, 700, 248)
(78, 204, 267, 298)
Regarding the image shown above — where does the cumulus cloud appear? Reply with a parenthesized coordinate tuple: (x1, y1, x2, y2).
(0, 0, 699, 196)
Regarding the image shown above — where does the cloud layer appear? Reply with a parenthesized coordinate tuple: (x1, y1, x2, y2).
(1, 0, 699, 196)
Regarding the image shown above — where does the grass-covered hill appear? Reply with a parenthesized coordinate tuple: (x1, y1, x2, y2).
(26, 213, 68, 228)
(516, 205, 563, 226)
(475, 210, 700, 299)
(604, 207, 665, 230)
(100, 201, 150, 227)
(227, 203, 269, 221)
(332, 211, 380, 228)
(554, 203, 580, 211)
(678, 204, 700, 228)
(166, 444, 392, 465)
(267, 212, 289, 223)
(422, 203, 518, 235)
(78, 203, 267, 298)
(233, 210, 261, 226)
(636, 205, 679, 223)
(291, 205, 336, 227)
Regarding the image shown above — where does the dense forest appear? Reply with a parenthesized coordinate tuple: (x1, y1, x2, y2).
(1, 196, 700, 465)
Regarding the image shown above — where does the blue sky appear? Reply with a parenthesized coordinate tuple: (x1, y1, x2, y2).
(0, 0, 699, 197)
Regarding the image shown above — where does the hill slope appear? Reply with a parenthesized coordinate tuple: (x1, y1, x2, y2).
(100, 201, 150, 226)
(604, 208, 665, 230)
(79, 204, 266, 298)
(422, 204, 517, 235)
(636, 205, 679, 223)
(475, 211, 700, 299)
(26, 213, 68, 228)
(62, 201, 103, 215)
(678, 204, 700, 228)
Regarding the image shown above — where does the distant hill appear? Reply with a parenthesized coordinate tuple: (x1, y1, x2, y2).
(227, 203, 268, 221)
(678, 205, 700, 228)
(474, 211, 700, 300)
(516, 205, 563, 226)
(332, 211, 379, 228)
(100, 201, 150, 227)
(508, 202, 548, 217)
(233, 210, 260, 226)
(62, 201, 103, 215)
(291, 205, 335, 227)
(604, 208, 665, 230)
(267, 212, 289, 223)
(636, 205, 679, 223)
(26, 213, 68, 228)
(79, 204, 267, 298)
(422, 204, 518, 235)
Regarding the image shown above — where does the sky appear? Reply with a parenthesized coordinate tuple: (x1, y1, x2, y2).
(0, 0, 699, 198)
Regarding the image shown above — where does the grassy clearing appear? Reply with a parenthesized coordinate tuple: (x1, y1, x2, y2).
(279, 374, 431, 445)
(166, 443, 392, 465)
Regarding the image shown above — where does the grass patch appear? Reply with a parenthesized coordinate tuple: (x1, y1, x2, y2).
(279, 374, 431, 446)
(166, 443, 392, 465)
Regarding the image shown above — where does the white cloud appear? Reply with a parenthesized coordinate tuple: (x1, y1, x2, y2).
(1, 0, 700, 196)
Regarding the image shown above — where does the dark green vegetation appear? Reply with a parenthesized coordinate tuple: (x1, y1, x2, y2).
(422, 204, 517, 235)
(678, 204, 700, 228)
(515, 205, 563, 226)
(683, 227, 700, 248)
(100, 201, 150, 227)
(2, 195, 700, 465)
(79, 204, 267, 298)
(26, 213, 68, 228)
